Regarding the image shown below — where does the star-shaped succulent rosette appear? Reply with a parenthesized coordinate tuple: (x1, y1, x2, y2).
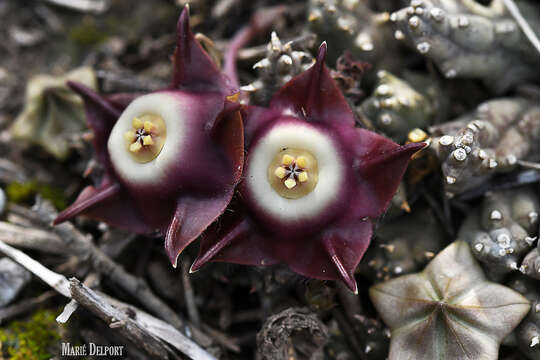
(191, 43, 425, 293)
(370, 241, 531, 360)
(54, 8, 244, 267)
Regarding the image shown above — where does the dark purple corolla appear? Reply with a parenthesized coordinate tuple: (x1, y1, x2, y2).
(54, 8, 244, 267)
(191, 44, 425, 292)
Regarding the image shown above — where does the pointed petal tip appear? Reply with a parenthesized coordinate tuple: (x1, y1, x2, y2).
(329, 253, 359, 293)
(188, 262, 199, 273)
(315, 42, 327, 68)
(177, 5, 190, 40)
(190, 258, 204, 273)
(166, 244, 181, 269)
(404, 141, 428, 155)
(341, 273, 359, 294)
(180, 4, 189, 22)
(318, 41, 328, 56)
(169, 253, 179, 269)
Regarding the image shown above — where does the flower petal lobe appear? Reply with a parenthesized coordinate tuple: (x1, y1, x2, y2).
(172, 7, 232, 94)
(269, 43, 355, 128)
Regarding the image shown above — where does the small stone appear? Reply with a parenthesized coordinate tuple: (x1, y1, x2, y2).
(394, 30, 405, 40)
(408, 128, 428, 142)
(531, 336, 539, 347)
(0, 258, 31, 307)
(474, 243, 484, 252)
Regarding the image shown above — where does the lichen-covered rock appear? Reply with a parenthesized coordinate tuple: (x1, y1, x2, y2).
(256, 307, 328, 360)
(10, 67, 97, 160)
(361, 208, 445, 282)
(370, 241, 530, 360)
(459, 187, 539, 279)
(430, 98, 540, 196)
(307, 0, 397, 68)
(361, 70, 434, 142)
(507, 276, 540, 360)
(242, 32, 314, 105)
(0, 257, 31, 307)
(391, 0, 540, 92)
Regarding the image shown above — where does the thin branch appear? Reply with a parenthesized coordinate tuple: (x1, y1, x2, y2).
(40, 0, 110, 14)
(0, 221, 65, 254)
(69, 278, 170, 359)
(0, 239, 216, 360)
(503, 0, 540, 54)
(101, 292, 218, 360)
(12, 201, 186, 328)
(517, 159, 540, 170)
(8, 201, 216, 349)
(0, 240, 71, 297)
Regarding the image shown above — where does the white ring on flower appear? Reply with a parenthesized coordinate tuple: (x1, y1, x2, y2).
(108, 92, 186, 185)
(246, 122, 344, 222)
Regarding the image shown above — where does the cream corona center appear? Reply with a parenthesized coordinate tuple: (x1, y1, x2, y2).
(246, 122, 343, 222)
(107, 92, 187, 186)
(124, 114, 166, 163)
(268, 149, 318, 199)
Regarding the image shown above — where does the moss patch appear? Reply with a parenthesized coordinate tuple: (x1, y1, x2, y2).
(0, 309, 62, 360)
(6, 181, 66, 210)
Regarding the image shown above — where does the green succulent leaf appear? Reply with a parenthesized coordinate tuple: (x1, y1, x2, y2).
(11, 67, 97, 160)
(370, 241, 530, 360)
